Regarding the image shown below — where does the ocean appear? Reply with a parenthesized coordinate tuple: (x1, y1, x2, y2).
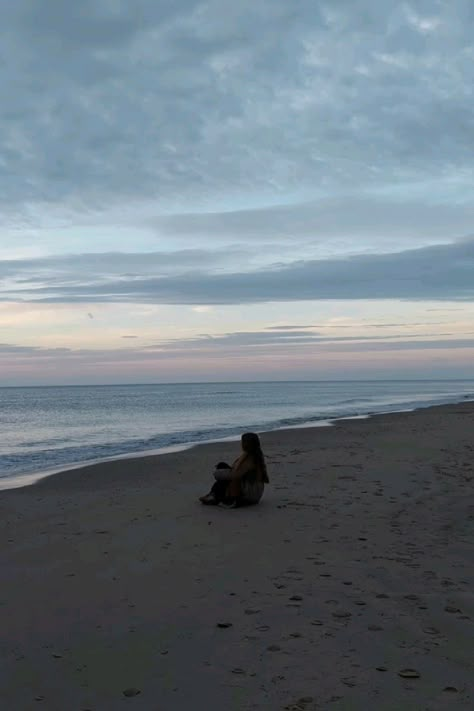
(1, 380, 473, 489)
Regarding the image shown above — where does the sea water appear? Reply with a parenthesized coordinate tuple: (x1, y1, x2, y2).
(1, 380, 473, 488)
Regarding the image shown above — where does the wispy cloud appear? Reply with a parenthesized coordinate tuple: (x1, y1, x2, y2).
(264, 325, 316, 331)
(149, 198, 474, 250)
(2, 330, 474, 368)
(2, 239, 473, 304)
(0, 248, 243, 279)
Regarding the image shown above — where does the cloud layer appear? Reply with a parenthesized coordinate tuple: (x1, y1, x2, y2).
(1, 3, 473, 383)
(1, 0, 474, 218)
(2, 239, 473, 304)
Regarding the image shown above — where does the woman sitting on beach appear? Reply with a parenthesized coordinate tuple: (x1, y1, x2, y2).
(199, 432, 269, 508)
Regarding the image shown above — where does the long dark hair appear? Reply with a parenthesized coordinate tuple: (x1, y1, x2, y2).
(241, 432, 269, 483)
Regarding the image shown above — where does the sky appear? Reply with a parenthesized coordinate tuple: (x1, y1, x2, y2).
(1, 0, 474, 385)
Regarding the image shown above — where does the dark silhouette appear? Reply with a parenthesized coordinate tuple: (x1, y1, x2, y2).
(199, 432, 269, 508)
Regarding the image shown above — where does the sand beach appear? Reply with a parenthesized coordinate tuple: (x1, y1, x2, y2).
(1, 402, 473, 710)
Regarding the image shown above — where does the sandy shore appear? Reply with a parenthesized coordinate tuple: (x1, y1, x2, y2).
(1, 402, 473, 710)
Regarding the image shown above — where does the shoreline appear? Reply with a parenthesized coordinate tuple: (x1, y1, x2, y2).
(1, 400, 473, 709)
(2, 395, 473, 493)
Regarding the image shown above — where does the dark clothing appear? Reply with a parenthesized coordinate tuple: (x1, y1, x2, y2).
(210, 480, 232, 502)
(209, 480, 256, 507)
(201, 453, 266, 507)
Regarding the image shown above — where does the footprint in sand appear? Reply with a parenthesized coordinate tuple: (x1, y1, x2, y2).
(332, 611, 352, 619)
(422, 626, 440, 635)
(123, 688, 141, 697)
(398, 669, 420, 679)
(444, 605, 462, 613)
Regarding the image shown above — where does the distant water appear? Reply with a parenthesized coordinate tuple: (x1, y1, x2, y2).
(1, 380, 473, 488)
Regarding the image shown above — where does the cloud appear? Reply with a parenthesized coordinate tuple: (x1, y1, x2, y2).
(148, 329, 461, 351)
(149, 198, 474, 248)
(1, 0, 473, 222)
(2, 330, 474, 371)
(2, 238, 473, 304)
(1, 2, 473, 384)
(0, 248, 243, 284)
(265, 325, 316, 331)
(0, 343, 71, 355)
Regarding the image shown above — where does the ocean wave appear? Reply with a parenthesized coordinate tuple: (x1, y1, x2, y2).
(1, 381, 474, 485)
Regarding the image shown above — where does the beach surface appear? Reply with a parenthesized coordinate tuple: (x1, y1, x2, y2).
(1, 402, 473, 711)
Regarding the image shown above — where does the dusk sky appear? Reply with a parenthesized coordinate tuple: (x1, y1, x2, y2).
(1, 0, 474, 385)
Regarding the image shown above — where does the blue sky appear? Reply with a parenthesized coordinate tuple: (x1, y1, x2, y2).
(1, 0, 473, 384)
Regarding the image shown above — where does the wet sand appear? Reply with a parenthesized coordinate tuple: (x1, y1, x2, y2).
(1, 402, 473, 710)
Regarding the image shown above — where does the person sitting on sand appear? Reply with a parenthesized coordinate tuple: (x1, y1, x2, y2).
(199, 432, 269, 508)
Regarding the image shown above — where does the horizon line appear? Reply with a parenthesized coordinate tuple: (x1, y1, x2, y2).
(1, 377, 474, 389)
